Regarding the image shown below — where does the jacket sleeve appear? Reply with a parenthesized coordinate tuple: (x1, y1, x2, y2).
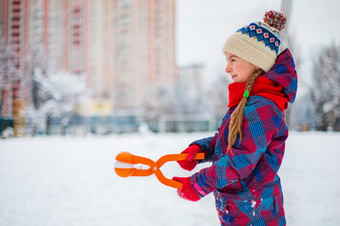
(191, 132, 218, 163)
(190, 98, 286, 197)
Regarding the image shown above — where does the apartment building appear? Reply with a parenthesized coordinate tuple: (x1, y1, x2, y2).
(0, 0, 177, 132)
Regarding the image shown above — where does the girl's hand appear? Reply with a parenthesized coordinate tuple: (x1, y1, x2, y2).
(177, 145, 201, 171)
(172, 177, 201, 202)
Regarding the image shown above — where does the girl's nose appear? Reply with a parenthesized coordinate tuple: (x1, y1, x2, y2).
(225, 64, 231, 73)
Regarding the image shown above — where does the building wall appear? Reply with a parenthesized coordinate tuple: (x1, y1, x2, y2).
(66, 0, 87, 75)
(111, 0, 177, 112)
(178, 64, 205, 94)
(87, 0, 111, 99)
(0, 0, 29, 136)
(1, 0, 29, 115)
(0, 0, 10, 117)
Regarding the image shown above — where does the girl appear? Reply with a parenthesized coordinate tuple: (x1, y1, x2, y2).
(173, 11, 298, 225)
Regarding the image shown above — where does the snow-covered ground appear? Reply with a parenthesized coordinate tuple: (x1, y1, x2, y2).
(0, 131, 339, 226)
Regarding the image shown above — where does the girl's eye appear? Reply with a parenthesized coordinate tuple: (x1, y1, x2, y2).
(226, 57, 236, 63)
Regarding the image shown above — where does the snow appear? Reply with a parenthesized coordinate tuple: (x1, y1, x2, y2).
(0, 131, 340, 226)
(114, 161, 134, 169)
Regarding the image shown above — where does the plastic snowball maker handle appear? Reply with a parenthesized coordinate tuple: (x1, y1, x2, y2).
(114, 152, 205, 189)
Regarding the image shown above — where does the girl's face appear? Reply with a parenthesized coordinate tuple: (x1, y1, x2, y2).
(225, 52, 257, 83)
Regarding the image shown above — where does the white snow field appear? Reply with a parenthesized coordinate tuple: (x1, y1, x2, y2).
(0, 131, 339, 226)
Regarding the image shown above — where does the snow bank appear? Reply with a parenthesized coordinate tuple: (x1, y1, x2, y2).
(0, 131, 339, 225)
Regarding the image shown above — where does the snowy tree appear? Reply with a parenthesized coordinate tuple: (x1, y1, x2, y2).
(175, 75, 208, 116)
(27, 68, 87, 135)
(288, 92, 316, 131)
(311, 44, 340, 131)
(205, 72, 229, 126)
(142, 82, 177, 122)
(280, 0, 303, 130)
(0, 32, 20, 116)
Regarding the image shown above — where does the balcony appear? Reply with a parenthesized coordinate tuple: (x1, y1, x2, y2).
(11, 36, 20, 42)
(11, 20, 20, 26)
(12, 4, 21, 11)
(11, 43, 20, 49)
(11, 28, 20, 34)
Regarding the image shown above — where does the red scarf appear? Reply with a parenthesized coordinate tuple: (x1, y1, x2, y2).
(228, 76, 288, 112)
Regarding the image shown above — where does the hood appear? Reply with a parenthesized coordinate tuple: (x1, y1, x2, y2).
(263, 49, 298, 103)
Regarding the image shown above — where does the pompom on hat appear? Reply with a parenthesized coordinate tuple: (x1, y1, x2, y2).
(223, 10, 287, 72)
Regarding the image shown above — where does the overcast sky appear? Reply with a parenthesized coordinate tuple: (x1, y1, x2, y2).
(176, 0, 340, 87)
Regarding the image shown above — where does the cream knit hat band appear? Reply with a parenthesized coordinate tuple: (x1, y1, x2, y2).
(222, 11, 287, 72)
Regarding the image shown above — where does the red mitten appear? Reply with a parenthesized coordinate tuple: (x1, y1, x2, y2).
(177, 145, 201, 171)
(172, 177, 201, 202)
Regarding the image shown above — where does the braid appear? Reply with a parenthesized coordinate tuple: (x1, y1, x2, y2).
(227, 68, 265, 151)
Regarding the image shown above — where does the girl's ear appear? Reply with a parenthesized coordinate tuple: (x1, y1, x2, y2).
(250, 62, 259, 71)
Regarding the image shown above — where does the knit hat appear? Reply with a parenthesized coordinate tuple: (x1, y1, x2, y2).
(223, 10, 287, 72)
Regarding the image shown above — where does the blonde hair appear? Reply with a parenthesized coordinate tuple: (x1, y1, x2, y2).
(227, 68, 265, 151)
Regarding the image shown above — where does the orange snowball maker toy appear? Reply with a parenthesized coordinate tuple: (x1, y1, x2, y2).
(114, 152, 205, 189)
